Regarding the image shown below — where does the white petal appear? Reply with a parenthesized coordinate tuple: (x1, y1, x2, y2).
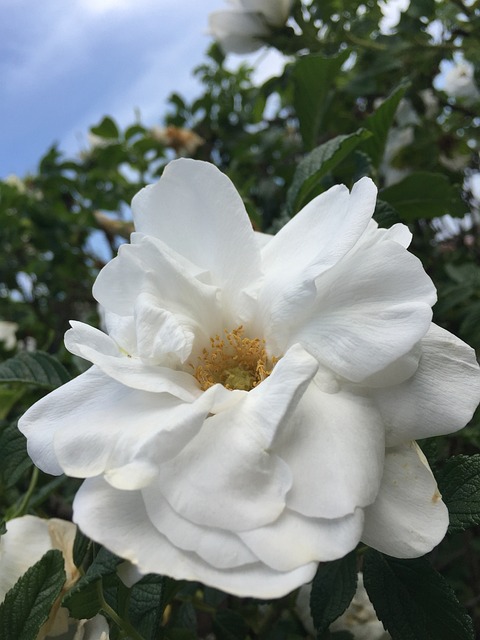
(260, 179, 377, 352)
(131, 159, 262, 321)
(20, 367, 214, 480)
(361, 442, 449, 557)
(74, 477, 318, 599)
(291, 231, 436, 381)
(93, 233, 220, 339)
(373, 323, 480, 446)
(239, 508, 364, 572)
(142, 488, 258, 569)
(209, 10, 268, 54)
(242, 0, 293, 25)
(0, 516, 52, 600)
(275, 382, 385, 519)
(157, 344, 318, 531)
(65, 322, 201, 400)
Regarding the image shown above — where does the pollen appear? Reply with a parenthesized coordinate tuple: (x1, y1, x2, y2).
(194, 326, 278, 392)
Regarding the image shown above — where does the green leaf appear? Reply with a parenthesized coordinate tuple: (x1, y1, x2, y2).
(363, 550, 474, 640)
(63, 546, 123, 620)
(0, 351, 70, 389)
(90, 116, 119, 139)
(309, 551, 358, 636)
(0, 420, 32, 487)
(293, 51, 350, 149)
(0, 549, 66, 640)
(128, 574, 172, 640)
(287, 129, 372, 214)
(380, 172, 463, 221)
(437, 455, 480, 532)
(361, 83, 409, 168)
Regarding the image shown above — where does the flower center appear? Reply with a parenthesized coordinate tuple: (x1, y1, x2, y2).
(194, 326, 277, 391)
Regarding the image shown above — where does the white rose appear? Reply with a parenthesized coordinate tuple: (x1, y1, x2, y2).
(0, 515, 109, 639)
(0, 321, 18, 350)
(209, 0, 293, 54)
(19, 159, 480, 599)
(443, 60, 479, 100)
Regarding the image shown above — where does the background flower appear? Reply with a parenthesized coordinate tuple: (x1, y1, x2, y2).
(209, 0, 293, 54)
(0, 516, 109, 640)
(19, 159, 480, 599)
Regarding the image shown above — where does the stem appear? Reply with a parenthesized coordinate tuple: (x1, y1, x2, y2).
(14, 466, 39, 517)
(97, 582, 145, 640)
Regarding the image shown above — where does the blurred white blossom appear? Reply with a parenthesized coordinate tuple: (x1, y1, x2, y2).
(209, 0, 293, 54)
(0, 321, 18, 350)
(444, 60, 479, 100)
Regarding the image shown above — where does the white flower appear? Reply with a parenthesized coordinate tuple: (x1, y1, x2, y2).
(443, 60, 479, 100)
(296, 573, 390, 639)
(19, 159, 480, 599)
(209, 0, 293, 54)
(0, 321, 18, 350)
(0, 516, 109, 639)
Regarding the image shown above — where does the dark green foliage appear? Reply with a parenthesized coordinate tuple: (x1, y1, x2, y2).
(363, 551, 474, 640)
(0, 550, 66, 640)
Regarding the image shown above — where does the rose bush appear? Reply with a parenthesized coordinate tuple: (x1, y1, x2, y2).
(0, 515, 109, 639)
(209, 0, 293, 54)
(19, 159, 480, 599)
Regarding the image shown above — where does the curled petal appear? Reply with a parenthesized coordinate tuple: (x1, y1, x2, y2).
(65, 322, 201, 400)
(373, 323, 480, 446)
(361, 442, 449, 557)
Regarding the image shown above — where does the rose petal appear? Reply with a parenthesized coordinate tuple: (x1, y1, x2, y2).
(239, 507, 364, 572)
(142, 488, 258, 569)
(65, 322, 201, 400)
(74, 477, 318, 599)
(361, 442, 449, 557)
(260, 179, 377, 352)
(372, 323, 480, 446)
(290, 231, 436, 381)
(131, 159, 262, 322)
(157, 344, 318, 531)
(19, 367, 214, 480)
(275, 382, 385, 519)
(209, 10, 269, 54)
(93, 233, 220, 339)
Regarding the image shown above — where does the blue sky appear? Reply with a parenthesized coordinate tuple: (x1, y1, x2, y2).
(1, 0, 284, 179)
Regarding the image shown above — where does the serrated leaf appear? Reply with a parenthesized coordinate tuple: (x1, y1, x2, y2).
(374, 199, 402, 227)
(309, 551, 358, 636)
(361, 83, 409, 168)
(287, 129, 372, 214)
(63, 546, 123, 620)
(128, 574, 172, 640)
(380, 172, 463, 220)
(0, 549, 66, 640)
(437, 455, 480, 532)
(0, 420, 32, 487)
(0, 352, 70, 389)
(293, 51, 350, 149)
(363, 550, 474, 640)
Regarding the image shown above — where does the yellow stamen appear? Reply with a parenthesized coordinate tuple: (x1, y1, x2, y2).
(194, 326, 277, 391)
